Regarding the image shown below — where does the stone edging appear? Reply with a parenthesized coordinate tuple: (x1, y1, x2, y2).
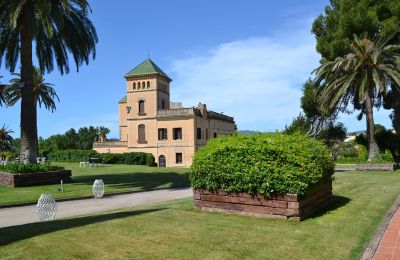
(361, 195, 400, 260)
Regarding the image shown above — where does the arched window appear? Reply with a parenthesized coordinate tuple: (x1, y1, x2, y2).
(133, 82, 136, 90)
(159, 155, 166, 167)
(138, 124, 146, 143)
(147, 81, 150, 89)
(142, 81, 145, 89)
(161, 99, 166, 109)
(138, 100, 145, 114)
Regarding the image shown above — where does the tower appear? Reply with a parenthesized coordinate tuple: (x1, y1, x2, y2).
(121, 59, 172, 147)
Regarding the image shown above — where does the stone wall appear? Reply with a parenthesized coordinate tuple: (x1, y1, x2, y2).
(355, 164, 396, 171)
(0, 170, 72, 187)
(193, 182, 332, 221)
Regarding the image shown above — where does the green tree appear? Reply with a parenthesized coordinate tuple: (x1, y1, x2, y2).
(0, 125, 14, 152)
(0, 76, 7, 106)
(312, 0, 400, 61)
(284, 114, 310, 135)
(0, 0, 98, 163)
(314, 35, 400, 161)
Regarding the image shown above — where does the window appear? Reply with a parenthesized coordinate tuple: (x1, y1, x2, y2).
(133, 82, 136, 90)
(138, 100, 145, 114)
(173, 128, 182, 140)
(158, 128, 167, 140)
(138, 124, 146, 143)
(159, 155, 166, 167)
(142, 81, 145, 89)
(214, 132, 217, 138)
(161, 99, 166, 109)
(176, 153, 182, 164)
(206, 129, 209, 140)
(197, 128, 202, 139)
(147, 81, 150, 89)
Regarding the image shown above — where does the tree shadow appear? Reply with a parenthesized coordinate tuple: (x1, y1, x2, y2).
(0, 207, 166, 246)
(309, 195, 351, 219)
(72, 171, 190, 191)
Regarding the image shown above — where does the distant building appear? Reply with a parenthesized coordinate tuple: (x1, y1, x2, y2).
(93, 59, 236, 167)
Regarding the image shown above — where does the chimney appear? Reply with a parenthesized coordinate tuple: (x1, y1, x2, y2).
(197, 102, 207, 118)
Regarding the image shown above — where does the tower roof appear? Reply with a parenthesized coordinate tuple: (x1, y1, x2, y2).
(124, 58, 171, 81)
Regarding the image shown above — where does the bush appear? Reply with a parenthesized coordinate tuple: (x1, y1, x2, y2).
(190, 133, 334, 196)
(0, 163, 64, 174)
(47, 150, 157, 166)
(47, 150, 99, 163)
(0, 151, 14, 161)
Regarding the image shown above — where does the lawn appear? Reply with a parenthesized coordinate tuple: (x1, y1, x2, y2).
(0, 163, 189, 206)
(1, 170, 399, 259)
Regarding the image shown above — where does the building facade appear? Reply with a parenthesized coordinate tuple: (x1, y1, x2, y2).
(93, 59, 236, 167)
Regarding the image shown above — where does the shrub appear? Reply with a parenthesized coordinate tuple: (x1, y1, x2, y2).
(47, 150, 98, 163)
(98, 152, 156, 166)
(0, 151, 14, 161)
(190, 133, 334, 196)
(0, 163, 64, 174)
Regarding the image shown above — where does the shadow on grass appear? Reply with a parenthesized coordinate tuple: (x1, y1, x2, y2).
(0, 207, 166, 246)
(72, 171, 190, 190)
(310, 195, 351, 219)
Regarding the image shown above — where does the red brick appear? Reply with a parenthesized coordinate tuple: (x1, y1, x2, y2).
(273, 207, 287, 215)
(286, 208, 300, 217)
(284, 194, 299, 202)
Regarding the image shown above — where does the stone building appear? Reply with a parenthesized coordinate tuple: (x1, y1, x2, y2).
(93, 59, 236, 167)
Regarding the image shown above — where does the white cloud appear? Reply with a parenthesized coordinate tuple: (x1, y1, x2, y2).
(168, 27, 320, 131)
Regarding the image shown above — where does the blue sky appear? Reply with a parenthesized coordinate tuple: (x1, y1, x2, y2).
(0, 0, 393, 138)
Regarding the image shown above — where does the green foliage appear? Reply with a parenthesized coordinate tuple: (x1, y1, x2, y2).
(0, 151, 13, 161)
(284, 114, 310, 135)
(0, 163, 64, 174)
(47, 150, 156, 166)
(47, 150, 98, 163)
(312, 0, 400, 61)
(100, 152, 156, 167)
(190, 134, 334, 196)
(0, 125, 14, 152)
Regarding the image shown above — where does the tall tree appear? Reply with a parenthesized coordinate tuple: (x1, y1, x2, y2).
(0, 125, 14, 152)
(314, 35, 400, 160)
(0, 0, 98, 163)
(6, 67, 59, 154)
(0, 76, 7, 106)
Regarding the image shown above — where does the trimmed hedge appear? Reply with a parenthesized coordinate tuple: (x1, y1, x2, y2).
(47, 150, 156, 166)
(47, 150, 98, 163)
(190, 133, 334, 196)
(0, 163, 64, 174)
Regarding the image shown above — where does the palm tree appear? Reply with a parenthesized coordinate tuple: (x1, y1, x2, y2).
(0, 76, 7, 106)
(314, 35, 400, 161)
(0, 125, 14, 152)
(0, 1, 97, 163)
(6, 67, 59, 154)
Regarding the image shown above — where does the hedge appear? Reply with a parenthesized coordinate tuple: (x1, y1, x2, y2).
(47, 150, 156, 166)
(190, 133, 334, 196)
(0, 163, 64, 174)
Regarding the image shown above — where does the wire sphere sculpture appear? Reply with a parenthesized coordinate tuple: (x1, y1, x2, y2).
(93, 179, 105, 199)
(37, 194, 57, 221)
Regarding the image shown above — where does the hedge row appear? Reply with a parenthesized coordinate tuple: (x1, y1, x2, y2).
(190, 133, 334, 196)
(47, 150, 156, 166)
(0, 163, 64, 174)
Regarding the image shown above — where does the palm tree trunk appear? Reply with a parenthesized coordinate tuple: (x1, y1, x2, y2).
(391, 107, 400, 135)
(365, 90, 379, 161)
(19, 8, 38, 163)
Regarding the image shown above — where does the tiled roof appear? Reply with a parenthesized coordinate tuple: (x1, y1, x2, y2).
(125, 58, 171, 80)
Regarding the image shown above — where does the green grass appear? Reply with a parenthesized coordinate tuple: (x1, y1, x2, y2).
(0, 163, 189, 206)
(1, 170, 399, 259)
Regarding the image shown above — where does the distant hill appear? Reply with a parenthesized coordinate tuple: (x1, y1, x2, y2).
(237, 130, 261, 135)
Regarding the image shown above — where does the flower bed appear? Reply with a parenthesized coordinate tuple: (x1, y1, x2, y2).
(193, 181, 332, 221)
(190, 134, 335, 220)
(0, 170, 72, 187)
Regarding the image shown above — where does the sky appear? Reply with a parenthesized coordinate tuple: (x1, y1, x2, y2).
(0, 0, 393, 138)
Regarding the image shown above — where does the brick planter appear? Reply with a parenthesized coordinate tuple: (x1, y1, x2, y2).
(193, 182, 332, 221)
(0, 170, 72, 187)
(355, 163, 396, 171)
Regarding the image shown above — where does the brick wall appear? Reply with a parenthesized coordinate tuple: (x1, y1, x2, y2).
(193, 182, 332, 221)
(0, 170, 72, 187)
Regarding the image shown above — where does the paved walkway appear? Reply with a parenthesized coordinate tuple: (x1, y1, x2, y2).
(373, 205, 400, 260)
(0, 188, 192, 228)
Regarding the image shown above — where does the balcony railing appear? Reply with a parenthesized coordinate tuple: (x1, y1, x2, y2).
(157, 108, 197, 117)
(93, 141, 127, 147)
